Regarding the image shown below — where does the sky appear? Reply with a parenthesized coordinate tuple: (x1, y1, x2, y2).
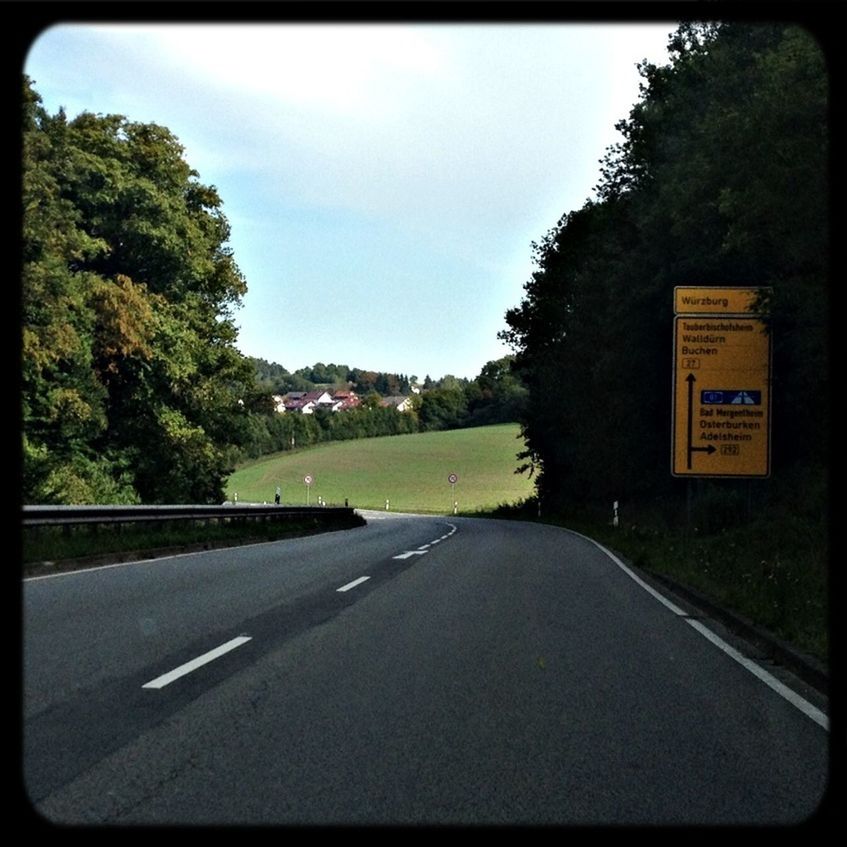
(24, 19, 679, 381)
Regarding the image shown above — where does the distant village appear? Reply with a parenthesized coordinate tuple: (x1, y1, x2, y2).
(271, 385, 421, 415)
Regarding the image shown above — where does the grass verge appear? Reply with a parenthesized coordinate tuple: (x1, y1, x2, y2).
(481, 500, 828, 666)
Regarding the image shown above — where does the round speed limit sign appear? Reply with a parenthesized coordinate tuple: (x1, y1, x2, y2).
(448, 473, 458, 484)
(304, 475, 313, 485)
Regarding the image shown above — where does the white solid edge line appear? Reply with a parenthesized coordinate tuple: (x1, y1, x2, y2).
(570, 528, 829, 732)
(337, 575, 370, 592)
(686, 619, 829, 731)
(573, 531, 688, 616)
(142, 635, 252, 690)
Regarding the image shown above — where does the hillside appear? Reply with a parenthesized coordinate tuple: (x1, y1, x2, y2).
(226, 423, 533, 514)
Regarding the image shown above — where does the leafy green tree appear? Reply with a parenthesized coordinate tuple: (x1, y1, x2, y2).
(466, 356, 528, 425)
(22, 82, 132, 502)
(437, 374, 467, 391)
(351, 369, 379, 394)
(361, 391, 383, 410)
(249, 357, 295, 394)
(418, 387, 468, 432)
(22, 76, 254, 503)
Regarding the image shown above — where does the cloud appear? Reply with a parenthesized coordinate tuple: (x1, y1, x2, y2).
(25, 21, 676, 378)
(50, 23, 672, 236)
(105, 23, 451, 116)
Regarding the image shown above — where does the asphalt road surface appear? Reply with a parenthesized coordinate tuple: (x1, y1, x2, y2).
(23, 511, 830, 826)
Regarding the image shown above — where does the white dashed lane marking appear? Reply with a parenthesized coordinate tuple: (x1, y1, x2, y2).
(392, 523, 457, 560)
(337, 576, 371, 593)
(143, 636, 252, 690)
(142, 521, 461, 692)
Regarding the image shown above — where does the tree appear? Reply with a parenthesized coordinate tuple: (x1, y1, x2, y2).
(22, 82, 133, 503)
(249, 357, 295, 394)
(418, 387, 468, 432)
(466, 356, 528, 425)
(22, 77, 255, 503)
(361, 391, 383, 410)
(502, 23, 829, 517)
(352, 369, 379, 394)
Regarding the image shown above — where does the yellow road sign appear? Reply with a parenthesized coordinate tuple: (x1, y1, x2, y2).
(674, 286, 764, 315)
(672, 314, 771, 477)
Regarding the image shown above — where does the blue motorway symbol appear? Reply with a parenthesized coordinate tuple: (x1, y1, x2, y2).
(701, 390, 761, 405)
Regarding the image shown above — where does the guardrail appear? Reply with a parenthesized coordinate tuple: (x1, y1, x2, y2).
(22, 504, 356, 528)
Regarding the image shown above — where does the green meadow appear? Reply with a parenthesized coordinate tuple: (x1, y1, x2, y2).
(226, 423, 533, 513)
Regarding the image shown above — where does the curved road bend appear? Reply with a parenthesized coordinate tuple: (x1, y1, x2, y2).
(23, 512, 829, 826)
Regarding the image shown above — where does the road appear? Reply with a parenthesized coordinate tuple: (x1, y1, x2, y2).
(23, 511, 830, 826)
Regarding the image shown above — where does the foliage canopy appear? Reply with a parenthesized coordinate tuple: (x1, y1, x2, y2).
(501, 23, 829, 521)
(22, 76, 254, 504)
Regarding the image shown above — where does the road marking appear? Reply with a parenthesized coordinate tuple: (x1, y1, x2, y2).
(570, 529, 829, 732)
(337, 576, 370, 592)
(390, 521, 457, 560)
(142, 636, 252, 690)
(686, 619, 829, 731)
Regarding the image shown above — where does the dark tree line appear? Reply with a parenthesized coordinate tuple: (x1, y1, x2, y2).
(233, 403, 420, 461)
(501, 23, 829, 522)
(238, 354, 529, 460)
(249, 356, 458, 399)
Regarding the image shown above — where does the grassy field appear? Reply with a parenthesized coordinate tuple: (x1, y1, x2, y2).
(227, 423, 533, 513)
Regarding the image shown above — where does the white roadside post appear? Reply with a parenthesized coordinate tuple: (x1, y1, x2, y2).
(448, 473, 458, 515)
(304, 474, 313, 506)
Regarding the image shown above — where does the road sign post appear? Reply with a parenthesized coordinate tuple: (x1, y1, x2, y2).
(672, 287, 772, 478)
(304, 474, 313, 505)
(448, 473, 458, 514)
